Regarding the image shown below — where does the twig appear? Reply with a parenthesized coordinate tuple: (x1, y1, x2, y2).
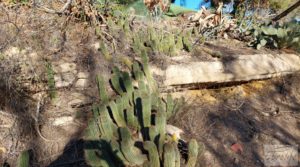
(36, 0, 73, 14)
(272, 0, 300, 22)
(59, 0, 72, 13)
(33, 94, 64, 142)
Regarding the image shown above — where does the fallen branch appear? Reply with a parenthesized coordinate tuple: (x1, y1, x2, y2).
(272, 0, 300, 21)
(36, 0, 73, 14)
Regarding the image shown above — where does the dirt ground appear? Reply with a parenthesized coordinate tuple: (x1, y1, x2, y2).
(171, 75, 300, 167)
(0, 3, 300, 167)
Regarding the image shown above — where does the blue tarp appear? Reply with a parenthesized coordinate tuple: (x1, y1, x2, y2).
(173, 0, 211, 10)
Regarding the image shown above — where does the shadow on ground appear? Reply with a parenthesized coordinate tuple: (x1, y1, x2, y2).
(171, 74, 300, 167)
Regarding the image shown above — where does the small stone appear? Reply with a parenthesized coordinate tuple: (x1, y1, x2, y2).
(93, 42, 100, 50)
(59, 63, 76, 73)
(54, 73, 75, 88)
(77, 72, 89, 79)
(5, 47, 20, 57)
(75, 79, 88, 88)
(62, 72, 75, 83)
(52, 116, 74, 126)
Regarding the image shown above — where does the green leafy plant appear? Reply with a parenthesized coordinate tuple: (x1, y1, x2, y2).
(249, 23, 300, 51)
(84, 52, 199, 166)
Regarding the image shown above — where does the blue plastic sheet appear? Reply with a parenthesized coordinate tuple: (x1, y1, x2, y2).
(173, 0, 211, 10)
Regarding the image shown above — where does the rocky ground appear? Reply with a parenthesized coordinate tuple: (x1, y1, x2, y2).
(0, 3, 299, 167)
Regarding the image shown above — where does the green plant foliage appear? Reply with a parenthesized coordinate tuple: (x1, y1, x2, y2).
(163, 143, 176, 167)
(84, 54, 199, 166)
(99, 41, 112, 61)
(143, 141, 160, 167)
(17, 150, 30, 167)
(250, 23, 300, 51)
(183, 31, 193, 52)
(45, 62, 56, 99)
(186, 139, 199, 167)
(174, 146, 181, 167)
(96, 75, 109, 103)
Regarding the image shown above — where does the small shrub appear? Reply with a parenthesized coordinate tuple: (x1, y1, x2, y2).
(45, 62, 56, 99)
(249, 22, 300, 51)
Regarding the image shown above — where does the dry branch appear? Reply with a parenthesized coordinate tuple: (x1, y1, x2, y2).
(272, 0, 300, 21)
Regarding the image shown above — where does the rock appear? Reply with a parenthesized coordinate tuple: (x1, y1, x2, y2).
(77, 72, 89, 79)
(54, 72, 76, 88)
(75, 79, 88, 88)
(67, 92, 90, 108)
(59, 63, 77, 73)
(51, 116, 74, 126)
(92, 42, 100, 50)
(163, 54, 300, 86)
(4, 47, 20, 58)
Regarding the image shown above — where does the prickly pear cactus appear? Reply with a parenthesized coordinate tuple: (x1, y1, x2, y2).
(84, 52, 199, 166)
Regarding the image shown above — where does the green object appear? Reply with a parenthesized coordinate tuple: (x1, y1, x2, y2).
(155, 111, 166, 155)
(84, 149, 116, 167)
(144, 141, 160, 167)
(119, 127, 147, 165)
(141, 93, 152, 127)
(133, 61, 144, 80)
(174, 145, 181, 167)
(96, 75, 109, 103)
(127, 0, 149, 16)
(163, 143, 176, 167)
(186, 139, 199, 167)
(84, 55, 199, 166)
(166, 94, 174, 119)
(183, 31, 193, 52)
(111, 67, 125, 95)
(98, 106, 117, 139)
(109, 101, 127, 127)
(250, 23, 300, 52)
(17, 150, 30, 167)
(121, 71, 134, 94)
(45, 62, 56, 99)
